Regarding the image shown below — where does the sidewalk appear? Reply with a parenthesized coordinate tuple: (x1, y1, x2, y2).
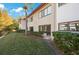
(0, 32, 8, 39)
(42, 34, 63, 55)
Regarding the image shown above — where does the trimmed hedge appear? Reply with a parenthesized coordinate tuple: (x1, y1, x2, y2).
(29, 32, 45, 37)
(17, 30, 25, 33)
(53, 31, 79, 55)
(17, 30, 46, 37)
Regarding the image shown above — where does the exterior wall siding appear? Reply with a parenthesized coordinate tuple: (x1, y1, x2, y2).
(19, 20, 26, 30)
(57, 3, 79, 31)
(57, 3, 79, 23)
(20, 3, 79, 33)
(27, 3, 56, 33)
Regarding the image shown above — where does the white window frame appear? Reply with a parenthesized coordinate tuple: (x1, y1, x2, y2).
(38, 5, 52, 18)
(45, 8, 48, 16)
(47, 5, 52, 15)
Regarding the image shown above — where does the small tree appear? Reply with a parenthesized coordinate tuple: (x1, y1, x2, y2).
(5, 20, 19, 31)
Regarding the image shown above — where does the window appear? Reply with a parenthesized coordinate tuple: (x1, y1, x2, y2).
(41, 10, 45, 17)
(30, 27, 33, 32)
(76, 23, 79, 31)
(30, 16, 33, 22)
(39, 26, 43, 32)
(45, 8, 48, 16)
(48, 6, 52, 14)
(44, 26, 47, 31)
(69, 23, 76, 31)
(59, 24, 68, 31)
(39, 25, 51, 32)
(59, 22, 79, 31)
(39, 12, 41, 18)
(38, 5, 52, 18)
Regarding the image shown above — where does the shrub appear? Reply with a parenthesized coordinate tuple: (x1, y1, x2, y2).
(53, 31, 79, 54)
(29, 31, 46, 37)
(17, 30, 25, 33)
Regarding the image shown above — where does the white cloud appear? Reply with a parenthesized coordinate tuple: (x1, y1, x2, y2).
(11, 9, 16, 11)
(10, 7, 23, 13)
(0, 4, 5, 9)
(16, 7, 23, 12)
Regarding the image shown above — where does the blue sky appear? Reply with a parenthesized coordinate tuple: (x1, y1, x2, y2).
(0, 3, 41, 19)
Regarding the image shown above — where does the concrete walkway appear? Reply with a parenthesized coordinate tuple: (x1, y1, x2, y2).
(42, 34, 63, 55)
(0, 32, 8, 39)
(44, 39, 63, 55)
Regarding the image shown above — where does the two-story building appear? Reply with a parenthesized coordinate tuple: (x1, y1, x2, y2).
(27, 3, 56, 36)
(19, 3, 79, 38)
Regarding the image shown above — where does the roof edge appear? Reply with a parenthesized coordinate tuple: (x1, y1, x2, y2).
(27, 3, 48, 18)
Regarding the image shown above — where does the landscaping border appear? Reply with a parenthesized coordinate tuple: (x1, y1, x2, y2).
(53, 31, 79, 55)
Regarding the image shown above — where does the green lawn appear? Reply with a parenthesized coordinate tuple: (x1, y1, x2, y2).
(0, 32, 53, 55)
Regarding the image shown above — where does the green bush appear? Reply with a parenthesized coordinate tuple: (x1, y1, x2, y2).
(53, 31, 79, 54)
(17, 30, 25, 33)
(29, 32, 45, 37)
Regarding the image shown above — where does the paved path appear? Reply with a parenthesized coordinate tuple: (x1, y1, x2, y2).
(44, 39, 63, 55)
(31, 34, 63, 55)
(0, 32, 8, 39)
(42, 34, 63, 55)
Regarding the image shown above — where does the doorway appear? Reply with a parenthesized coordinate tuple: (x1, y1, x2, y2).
(30, 27, 33, 32)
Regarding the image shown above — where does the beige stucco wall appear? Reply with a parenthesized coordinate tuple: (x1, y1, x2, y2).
(27, 3, 56, 33)
(27, 13, 38, 32)
(19, 19, 26, 30)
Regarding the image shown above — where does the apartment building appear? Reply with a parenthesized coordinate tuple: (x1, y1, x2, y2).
(57, 3, 79, 31)
(19, 3, 79, 36)
(27, 3, 56, 35)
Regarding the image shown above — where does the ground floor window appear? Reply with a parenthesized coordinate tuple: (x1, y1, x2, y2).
(39, 24, 51, 35)
(58, 21, 79, 31)
(59, 24, 69, 30)
(76, 23, 79, 31)
(30, 27, 33, 32)
(69, 23, 76, 31)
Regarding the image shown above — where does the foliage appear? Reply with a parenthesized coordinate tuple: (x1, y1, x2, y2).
(5, 20, 19, 31)
(53, 31, 79, 54)
(0, 9, 13, 31)
(29, 31, 46, 37)
(17, 30, 25, 33)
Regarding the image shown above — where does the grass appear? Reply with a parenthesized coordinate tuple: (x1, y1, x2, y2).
(0, 32, 53, 55)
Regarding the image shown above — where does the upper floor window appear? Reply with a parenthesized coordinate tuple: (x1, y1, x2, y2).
(39, 5, 52, 18)
(48, 5, 52, 15)
(39, 12, 41, 18)
(41, 10, 45, 17)
(29, 16, 33, 22)
(45, 8, 48, 16)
